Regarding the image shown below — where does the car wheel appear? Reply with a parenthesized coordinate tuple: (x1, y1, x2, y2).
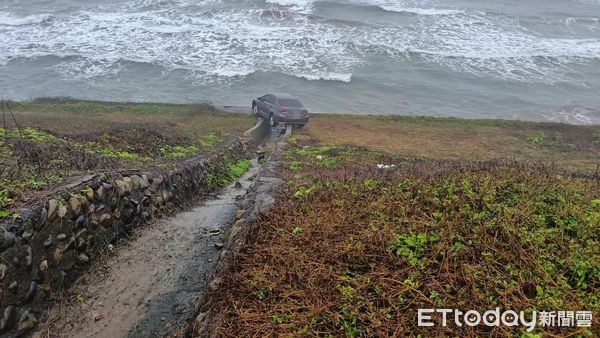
(253, 105, 259, 116)
(269, 114, 277, 127)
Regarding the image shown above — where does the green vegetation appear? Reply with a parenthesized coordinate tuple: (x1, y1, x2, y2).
(197, 133, 223, 148)
(0, 127, 58, 143)
(0, 99, 254, 214)
(289, 160, 302, 170)
(527, 131, 545, 145)
(9, 100, 254, 140)
(93, 144, 141, 161)
(0, 189, 11, 218)
(293, 184, 317, 199)
(159, 133, 224, 159)
(0, 126, 233, 213)
(9, 100, 215, 115)
(160, 145, 200, 159)
(316, 112, 547, 128)
(0, 126, 125, 208)
(75, 293, 85, 304)
(206, 157, 252, 190)
(388, 232, 440, 265)
(228, 158, 252, 178)
(202, 138, 599, 337)
(283, 144, 360, 168)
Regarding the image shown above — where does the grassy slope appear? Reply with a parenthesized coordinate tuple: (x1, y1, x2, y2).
(7, 100, 254, 138)
(203, 139, 599, 337)
(299, 114, 600, 172)
(0, 100, 255, 213)
(4, 101, 599, 335)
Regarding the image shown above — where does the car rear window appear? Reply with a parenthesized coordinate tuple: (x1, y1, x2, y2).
(278, 99, 303, 107)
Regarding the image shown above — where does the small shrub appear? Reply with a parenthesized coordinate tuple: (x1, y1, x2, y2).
(388, 232, 440, 265)
(527, 131, 545, 145)
(0, 189, 10, 209)
(294, 185, 316, 199)
(198, 133, 222, 148)
(289, 161, 302, 170)
(160, 145, 199, 159)
(206, 158, 252, 190)
(228, 159, 252, 179)
(363, 178, 378, 190)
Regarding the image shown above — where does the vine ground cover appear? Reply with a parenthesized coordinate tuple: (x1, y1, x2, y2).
(201, 137, 599, 337)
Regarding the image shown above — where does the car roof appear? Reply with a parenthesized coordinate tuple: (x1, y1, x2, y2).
(270, 93, 297, 99)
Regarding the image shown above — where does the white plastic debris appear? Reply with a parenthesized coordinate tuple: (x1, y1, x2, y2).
(376, 164, 397, 170)
(316, 155, 324, 160)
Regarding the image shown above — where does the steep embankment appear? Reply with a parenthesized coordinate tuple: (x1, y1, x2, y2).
(195, 136, 599, 337)
(42, 159, 262, 337)
(1, 100, 255, 214)
(0, 112, 269, 336)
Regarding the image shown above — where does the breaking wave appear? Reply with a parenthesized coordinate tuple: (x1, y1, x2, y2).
(0, 12, 52, 26)
(292, 72, 353, 82)
(1, 0, 599, 123)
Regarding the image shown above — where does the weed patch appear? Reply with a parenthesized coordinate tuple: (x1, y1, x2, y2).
(202, 140, 600, 337)
(206, 157, 252, 190)
(0, 124, 232, 212)
(160, 145, 200, 159)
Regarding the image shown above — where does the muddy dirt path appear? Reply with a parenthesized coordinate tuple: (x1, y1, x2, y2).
(36, 160, 262, 338)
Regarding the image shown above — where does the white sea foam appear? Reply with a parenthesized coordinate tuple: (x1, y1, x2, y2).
(293, 72, 353, 82)
(0, 12, 51, 26)
(52, 58, 125, 80)
(381, 6, 464, 15)
(538, 106, 600, 124)
(265, 0, 315, 14)
(0, 0, 599, 123)
(369, 2, 464, 15)
(570, 0, 600, 5)
(0, 0, 599, 89)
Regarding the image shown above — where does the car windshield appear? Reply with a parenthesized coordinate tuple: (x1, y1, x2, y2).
(278, 98, 303, 107)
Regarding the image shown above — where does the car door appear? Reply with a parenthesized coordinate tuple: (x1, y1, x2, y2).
(255, 95, 266, 116)
(263, 95, 275, 118)
(256, 95, 267, 117)
(257, 95, 271, 118)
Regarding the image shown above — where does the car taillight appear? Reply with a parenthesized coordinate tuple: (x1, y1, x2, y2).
(278, 108, 288, 113)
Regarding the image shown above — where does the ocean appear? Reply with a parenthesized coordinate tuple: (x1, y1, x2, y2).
(1, 0, 600, 124)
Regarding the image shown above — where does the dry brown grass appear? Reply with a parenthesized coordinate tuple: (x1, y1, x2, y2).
(8, 101, 254, 139)
(201, 140, 600, 337)
(299, 115, 600, 172)
(0, 100, 255, 214)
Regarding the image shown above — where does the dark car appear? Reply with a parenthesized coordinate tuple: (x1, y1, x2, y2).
(252, 93, 309, 127)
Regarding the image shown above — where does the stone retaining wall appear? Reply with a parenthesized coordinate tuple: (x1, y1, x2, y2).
(0, 118, 269, 335)
(243, 116, 269, 142)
